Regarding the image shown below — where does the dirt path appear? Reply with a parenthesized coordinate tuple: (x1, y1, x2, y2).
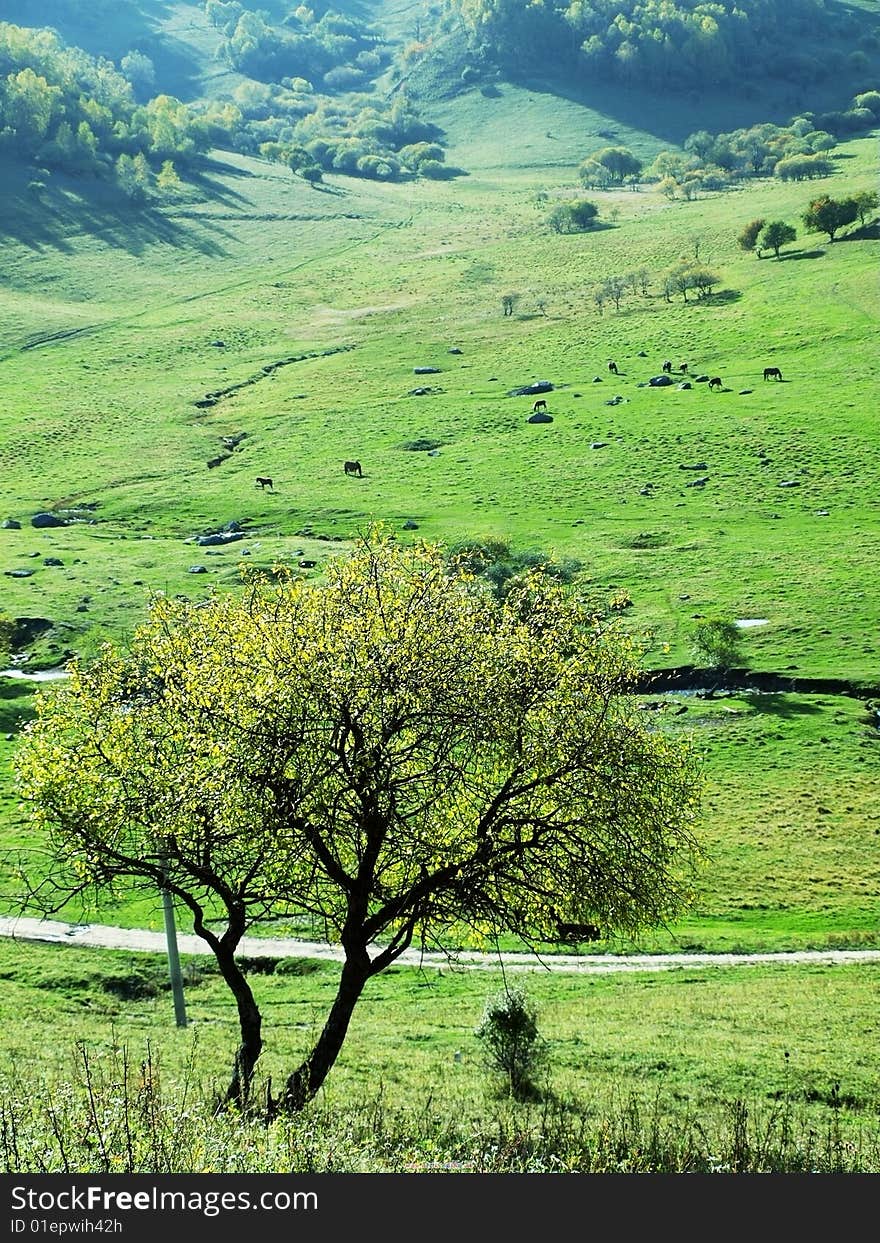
(2, 915, 878, 974)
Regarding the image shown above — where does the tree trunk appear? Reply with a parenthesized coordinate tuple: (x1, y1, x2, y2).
(214, 946, 264, 1106)
(276, 953, 370, 1114)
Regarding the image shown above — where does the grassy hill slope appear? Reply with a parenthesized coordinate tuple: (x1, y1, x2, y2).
(0, 100, 877, 950)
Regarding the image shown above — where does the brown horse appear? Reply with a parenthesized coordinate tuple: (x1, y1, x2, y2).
(708, 376, 722, 390)
(763, 366, 783, 381)
(533, 399, 548, 412)
(344, 460, 363, 477)
(608, 361, 619, 375)
(255, 476, 273, 490)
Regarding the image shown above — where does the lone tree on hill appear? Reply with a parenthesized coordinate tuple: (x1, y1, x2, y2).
(15, 529, 702, 1115)
(759, 220, 797, 259)
(802, 195, 858, 241)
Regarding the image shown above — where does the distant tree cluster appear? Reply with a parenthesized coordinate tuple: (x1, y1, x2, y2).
(201, 3, 458, 182)
(254, 92, 460, 182)
(738, 190, 874, 255)
(592, 268, 650, 315)
(548, 197, 599, 233)
(647, 90, 880, 197)
(579, 146, 642, 188)
(444, 0, 879, 95)
(0, 22, 213, 196)
(206, 2, 391, 95)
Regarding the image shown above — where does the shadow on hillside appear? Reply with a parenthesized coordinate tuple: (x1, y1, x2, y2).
(3, 188, 230, 260)
(699, 289, 742, 305)
(838, 222, 880, 241)
(776, 249, 826, 261)
(740, 693, 822, 719)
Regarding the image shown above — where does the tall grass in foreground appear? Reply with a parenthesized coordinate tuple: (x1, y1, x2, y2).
(1, 1044, 877, 1173)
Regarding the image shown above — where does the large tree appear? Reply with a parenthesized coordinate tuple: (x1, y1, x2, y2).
(586, 146, 642, 184)
(802, 195, 858, 241)
(759, 220, 797, 259)
(15, 529, 702, 1114)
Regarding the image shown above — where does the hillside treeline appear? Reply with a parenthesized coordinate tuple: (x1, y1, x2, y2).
(0, 22, 215, 191)
(444, 0, 880, 93)
(207, 0, 392, 93)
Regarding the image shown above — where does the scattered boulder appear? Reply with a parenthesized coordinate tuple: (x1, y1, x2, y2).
(694, 375, 710, 383)
(527, 412, 553, 424)
(637, 350, 648, 357)
(4, 569, 34, 578)
(778, 480, 801, 487)
(207, 454, 231, 469)
(31, 513, 66, 528)
(188, 565, 208, 574)
(427, 449, 441, 457)
(1, 519, 21, 530)
(211, 340, 226, 348)
(508, 381, 554, 397)
(679, 462, 708, 471)
(649, 375, 674, 387)
(677, 381, 693, 390)
(298, 559, 317, 569)
(590, 441, 609, 449)
(739, 389, 753, 395)
(43, 558, 63, 567)
(592, 376, 604, 383)
(448, 347, 463, 355)
(686, 476, 709, 487)
(402, 519, 419, 530)
(413, 366, 441, 375)
(409, 387, 438, 396)
(195, 531, 245, 547)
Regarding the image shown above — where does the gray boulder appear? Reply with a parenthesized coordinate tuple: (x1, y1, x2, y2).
(649, 375, 674, 387)
(508, 381, 554, 397)
(527, 412, 553, 424)
(31, 513, 66, 528)
(1, 519, 21, 530)
(195, 531, 245, 547)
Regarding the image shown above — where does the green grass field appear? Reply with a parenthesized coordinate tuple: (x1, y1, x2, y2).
(1, 937, 878, 1171)
(2, 115, 878, 952)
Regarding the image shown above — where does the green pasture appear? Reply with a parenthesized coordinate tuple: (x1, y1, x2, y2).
(0, 936, 878, 1171)
(0, 101, 877, 952)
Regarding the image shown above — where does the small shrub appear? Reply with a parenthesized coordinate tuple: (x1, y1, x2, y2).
(275, 957, 322, 976)
(691, 617, 745, 670)
(475, 984, 548, 1101)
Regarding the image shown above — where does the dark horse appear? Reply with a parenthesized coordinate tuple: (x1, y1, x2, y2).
(662, 360, 673, 373)
(608, 361, 619, 375)
(708, 376, 723, 390)
(533, 399, 548, 412)
(255, 476, 273, 490)
(344, 460, 363, 477)
(763, 366, 783, 381)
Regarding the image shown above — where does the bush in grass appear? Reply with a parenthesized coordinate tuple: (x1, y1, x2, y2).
(691, 617, 745, 671)
(475, 985, 548, 1101)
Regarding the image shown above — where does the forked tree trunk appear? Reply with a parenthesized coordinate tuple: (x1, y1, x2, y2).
(276, 953, 370, 1114)
(214, 946, 263, 1106)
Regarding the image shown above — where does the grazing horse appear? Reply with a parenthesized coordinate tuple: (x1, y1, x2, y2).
(679, 362, 689, 374)
(533, 399, 548, 412)
(255, 476, 273, 490)
(708, 376, 723, 390)
(662, 360, 673, 373)
(344, 460, 363, 477)
(763, 366, 783, 381)
(608, 361, 619, 375)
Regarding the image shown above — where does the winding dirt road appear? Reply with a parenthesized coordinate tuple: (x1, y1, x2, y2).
(2, 914, 878, 974)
